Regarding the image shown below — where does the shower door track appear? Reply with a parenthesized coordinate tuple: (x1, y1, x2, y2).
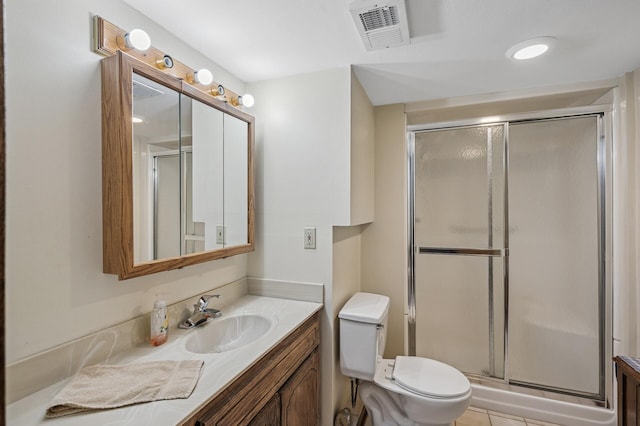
(467, 375, 608, 408)
(407, 105, 613, 407)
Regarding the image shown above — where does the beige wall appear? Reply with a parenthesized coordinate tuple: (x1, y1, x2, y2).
(633, 69, 640, 356)
(613, 69, 640, 357)
(332, 226, 363, 413)
(361, 104, 407, 358)
(329, 72, 375, 417)
(350, 71, 375, 225)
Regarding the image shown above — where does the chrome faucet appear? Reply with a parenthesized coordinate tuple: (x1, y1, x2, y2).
(179, 294, 222, 329)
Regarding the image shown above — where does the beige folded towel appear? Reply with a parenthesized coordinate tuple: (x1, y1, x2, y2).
(46, 360, 204, 418)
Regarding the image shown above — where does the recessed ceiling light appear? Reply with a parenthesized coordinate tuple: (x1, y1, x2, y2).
(506, 36, 556, 61)
(132, 116, 143, 123)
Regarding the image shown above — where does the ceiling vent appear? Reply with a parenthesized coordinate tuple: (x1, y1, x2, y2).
(132, 79, 164, 100)
(350, 0, 410, 51)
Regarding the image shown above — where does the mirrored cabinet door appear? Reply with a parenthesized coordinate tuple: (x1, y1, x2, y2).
(191, 99, 224, 252)
(102, 51, 254, 280)
(131, 72, 182, 263)
(224, 114, 249, 247)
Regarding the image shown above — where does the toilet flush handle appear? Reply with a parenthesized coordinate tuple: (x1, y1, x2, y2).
(377, 324, 386, 359)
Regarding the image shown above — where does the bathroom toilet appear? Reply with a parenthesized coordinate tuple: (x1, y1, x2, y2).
(339, 292, 471, 426)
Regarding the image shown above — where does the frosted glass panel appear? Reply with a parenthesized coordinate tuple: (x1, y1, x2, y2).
(414, 126, 504, 248)
(415, 255, 504, 378)
(508, 117, 600, 394)
(413, 124, 506, 379)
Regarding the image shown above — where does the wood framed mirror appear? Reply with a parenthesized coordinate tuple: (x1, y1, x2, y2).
(102, 51, 254, 280)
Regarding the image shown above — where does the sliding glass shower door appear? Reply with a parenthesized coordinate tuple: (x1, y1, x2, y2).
(410, 113, 606, 400)
(412, 124, 507, 379)
(508, 117, 601, 395)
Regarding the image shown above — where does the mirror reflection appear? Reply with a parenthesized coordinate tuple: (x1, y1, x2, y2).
(132, 73, 249, 263)
(224, 114, 249, 247)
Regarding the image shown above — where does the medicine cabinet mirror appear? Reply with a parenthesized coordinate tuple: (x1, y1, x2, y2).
(102, 51, 254, 280)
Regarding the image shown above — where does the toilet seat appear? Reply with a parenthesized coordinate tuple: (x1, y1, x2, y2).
(392, 356, 470, 399)
(374, 357, 471, 400)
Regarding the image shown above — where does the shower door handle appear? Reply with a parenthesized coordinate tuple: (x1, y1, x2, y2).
(417, 247, 506, 257)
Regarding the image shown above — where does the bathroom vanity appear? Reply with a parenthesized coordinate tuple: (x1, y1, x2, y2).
(6, 294, 322, 425)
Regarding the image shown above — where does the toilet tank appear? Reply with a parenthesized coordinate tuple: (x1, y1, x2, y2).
(339, 292, 390, 380)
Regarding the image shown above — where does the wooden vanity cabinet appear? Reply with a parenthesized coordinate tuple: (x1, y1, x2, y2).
(614, 356, 640, 426)
(181, 312, 320, 426)
(280, 350, 319, 425)
(248, 394, 281, 426)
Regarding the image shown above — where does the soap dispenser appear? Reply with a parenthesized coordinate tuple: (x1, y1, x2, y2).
(150, 294, 169, 346)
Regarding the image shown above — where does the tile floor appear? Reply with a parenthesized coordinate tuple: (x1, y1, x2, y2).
(359, 406, 563, 426)
(454, 406, 562, 426)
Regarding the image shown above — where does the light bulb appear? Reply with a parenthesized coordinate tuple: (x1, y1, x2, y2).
(155, 55, 174, 70)
(211, 85, 225, 96)
(240, 94, 255, 108)
(193, 69, 213, 85)
(124, 29, 151, 51)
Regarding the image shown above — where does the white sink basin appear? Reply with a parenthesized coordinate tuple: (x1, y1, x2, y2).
(185, 314, 273, 353)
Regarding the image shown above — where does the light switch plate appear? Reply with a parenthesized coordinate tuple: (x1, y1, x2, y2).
(304, 227, 316, 249)
(216, 225, 225, 244)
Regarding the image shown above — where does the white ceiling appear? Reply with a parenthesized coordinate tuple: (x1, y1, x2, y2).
(123, 0, 640, 106)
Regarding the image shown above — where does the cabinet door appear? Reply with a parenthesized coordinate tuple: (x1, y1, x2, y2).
(280, 350, 319, 426)
(248, 393, 280, 426)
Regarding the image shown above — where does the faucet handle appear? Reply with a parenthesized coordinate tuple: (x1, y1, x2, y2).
(197, 294, 221, 311)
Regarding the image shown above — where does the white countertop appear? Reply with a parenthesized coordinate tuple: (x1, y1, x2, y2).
(7, 295, 323, 425)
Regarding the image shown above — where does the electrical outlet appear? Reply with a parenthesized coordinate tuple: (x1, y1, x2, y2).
(216, 225, 225, 244)
(304, 227, 316, 249)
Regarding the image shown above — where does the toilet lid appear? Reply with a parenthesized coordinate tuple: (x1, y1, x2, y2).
(392, 356, 470, 399)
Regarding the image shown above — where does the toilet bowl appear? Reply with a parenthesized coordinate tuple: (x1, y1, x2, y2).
(339, 292, 471, 426)
(361, 357, 471, 426)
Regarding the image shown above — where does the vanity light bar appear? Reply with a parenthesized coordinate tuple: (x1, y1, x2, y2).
(91, 16, 251, 109)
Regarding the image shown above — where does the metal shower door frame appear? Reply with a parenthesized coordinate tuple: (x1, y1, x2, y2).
(406, 105, 613, 406)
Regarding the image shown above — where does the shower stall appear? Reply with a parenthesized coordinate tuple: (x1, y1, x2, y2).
(407, 107, 613, 412)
